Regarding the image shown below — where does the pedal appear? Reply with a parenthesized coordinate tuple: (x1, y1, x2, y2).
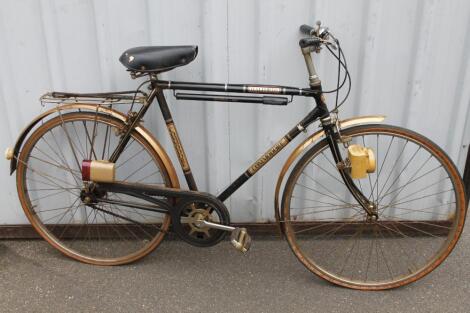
(230, 227, 252, 253)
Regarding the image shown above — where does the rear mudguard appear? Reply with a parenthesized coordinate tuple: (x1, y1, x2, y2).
(274, 115, 386, 235)
(8, 103, 179, 188)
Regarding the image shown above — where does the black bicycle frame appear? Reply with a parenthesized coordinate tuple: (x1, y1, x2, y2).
(107, 78, 373, 213)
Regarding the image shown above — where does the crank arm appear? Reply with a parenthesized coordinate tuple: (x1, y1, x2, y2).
(195, 220, 235, 232)
(187, 218, 252, 253)
(197, 221, 252, 253)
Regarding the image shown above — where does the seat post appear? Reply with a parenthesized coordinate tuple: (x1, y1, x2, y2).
(153, 85, 198, 191)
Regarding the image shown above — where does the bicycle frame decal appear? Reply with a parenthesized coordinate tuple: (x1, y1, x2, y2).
(167, 122, 190, 172)
(246, 85, 282, 94)
(247, 136, 289, 175)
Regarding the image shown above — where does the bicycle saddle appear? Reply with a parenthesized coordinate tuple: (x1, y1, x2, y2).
(119, 45, 198, 73)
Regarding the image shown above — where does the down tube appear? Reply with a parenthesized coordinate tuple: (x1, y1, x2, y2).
(217, 106, 325, 202)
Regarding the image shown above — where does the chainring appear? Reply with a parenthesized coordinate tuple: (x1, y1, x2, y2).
(171, 197, 230, 247)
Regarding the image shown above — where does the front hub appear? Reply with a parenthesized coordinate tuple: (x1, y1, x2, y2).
(366, 203, 379, 221)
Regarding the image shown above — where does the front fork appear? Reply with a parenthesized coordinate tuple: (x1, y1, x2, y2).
(303, 41, 377, 218)
(321, 115, 378, 218)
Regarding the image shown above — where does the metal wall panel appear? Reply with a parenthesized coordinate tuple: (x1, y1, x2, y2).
(1, 0, 469, 224)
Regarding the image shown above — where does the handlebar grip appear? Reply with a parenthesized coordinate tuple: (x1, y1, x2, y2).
(299, 37, 321, 48)
(300, 24, 314, 36)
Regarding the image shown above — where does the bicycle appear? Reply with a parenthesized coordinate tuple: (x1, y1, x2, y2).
(6, 21, 467, 290)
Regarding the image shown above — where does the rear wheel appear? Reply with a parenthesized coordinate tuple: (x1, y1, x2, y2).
(16, 112, 177, 265)
(282, 124, 467, 289)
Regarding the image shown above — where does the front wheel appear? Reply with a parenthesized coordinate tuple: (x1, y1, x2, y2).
(282, 124, 467, 290)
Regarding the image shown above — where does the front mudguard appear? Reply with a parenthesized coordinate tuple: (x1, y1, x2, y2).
(7, 103, 179, 189)
(274, 115, 386, 235)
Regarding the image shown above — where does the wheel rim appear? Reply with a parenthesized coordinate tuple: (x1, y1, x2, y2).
(283, 125, 466, 289)
(17, 112, 173, 265)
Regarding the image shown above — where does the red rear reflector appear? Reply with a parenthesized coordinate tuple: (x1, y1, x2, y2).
(82, 160, 91, 181)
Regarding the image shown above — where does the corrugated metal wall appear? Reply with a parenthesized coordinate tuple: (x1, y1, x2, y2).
(1, 0, 469, 224)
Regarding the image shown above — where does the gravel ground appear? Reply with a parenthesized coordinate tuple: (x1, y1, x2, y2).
(0, 229, 469, 313)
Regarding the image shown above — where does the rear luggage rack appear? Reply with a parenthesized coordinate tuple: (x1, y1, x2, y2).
(40, 90, 147, 107)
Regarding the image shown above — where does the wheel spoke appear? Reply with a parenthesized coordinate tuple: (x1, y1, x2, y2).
(377, 140, 408, 199)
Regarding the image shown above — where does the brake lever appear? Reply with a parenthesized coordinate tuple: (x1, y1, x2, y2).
(326, 41, 338, 50)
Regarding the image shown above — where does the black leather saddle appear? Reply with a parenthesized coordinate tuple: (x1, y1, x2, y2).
(119, 45, 198, 73)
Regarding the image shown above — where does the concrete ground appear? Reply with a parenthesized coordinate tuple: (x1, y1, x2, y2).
(0, 230, 469, 313)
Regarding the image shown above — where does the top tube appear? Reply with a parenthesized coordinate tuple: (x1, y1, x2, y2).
(152, 80, 320, 97)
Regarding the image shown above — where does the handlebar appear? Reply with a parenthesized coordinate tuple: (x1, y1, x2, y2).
(298, 21, 332, 88)
(299, 21, 331, 43)
(298, 21, 350, 107)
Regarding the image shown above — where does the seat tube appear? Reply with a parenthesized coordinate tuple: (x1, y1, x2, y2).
(155, 88, 198, 191)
